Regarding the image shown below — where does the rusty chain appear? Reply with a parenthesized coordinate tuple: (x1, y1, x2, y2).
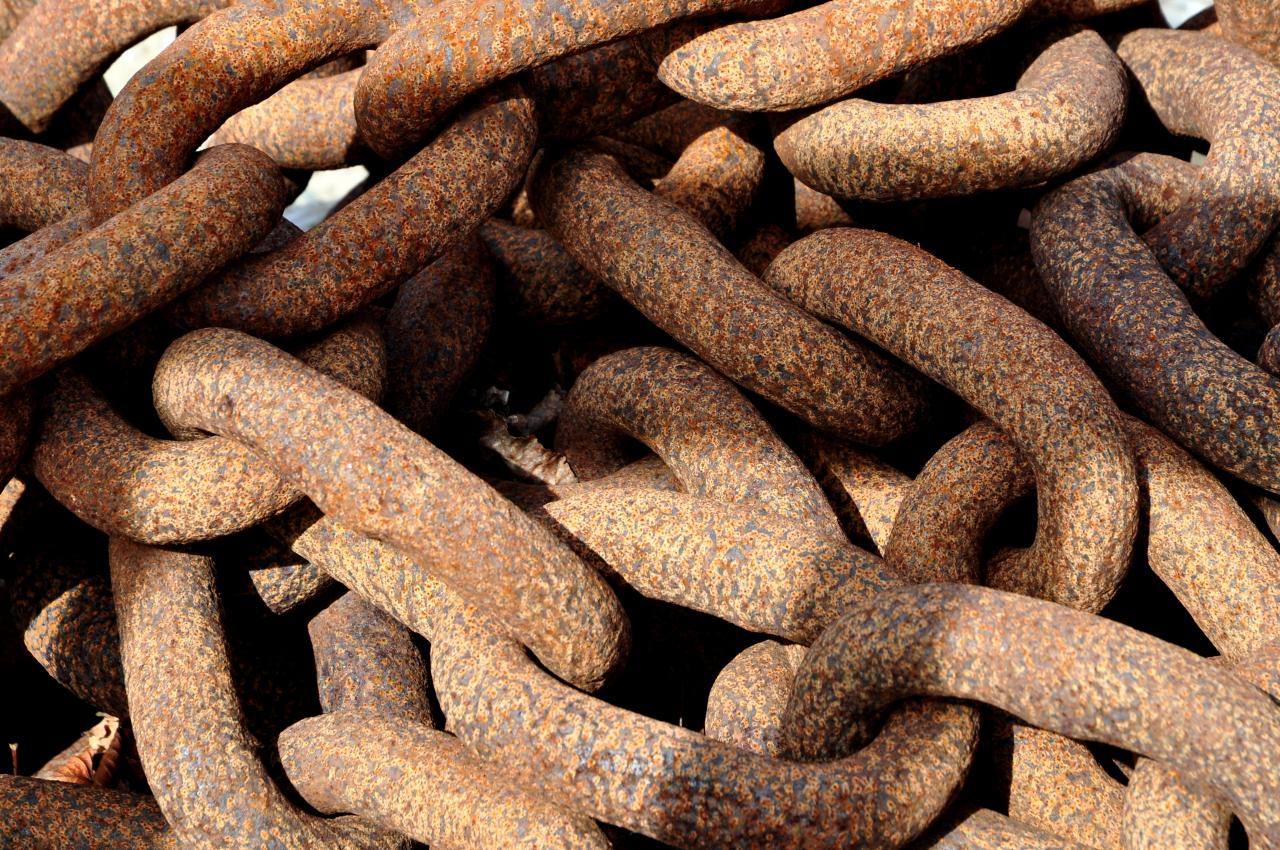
(3, 2, 1280, 849)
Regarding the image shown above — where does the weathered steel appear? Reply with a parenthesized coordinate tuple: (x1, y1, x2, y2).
(775, 27, 1127, 201)
(781, 583, 1280, 846)
(152, 327, 628, 691)
(530, 146, 930, 443)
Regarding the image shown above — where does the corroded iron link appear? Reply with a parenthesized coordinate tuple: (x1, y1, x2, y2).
(1114, 28, 1280, 295)
(152, 327, 628, 691)
(530, 145, 931, 443)
(352, 0, 786, 158)
(1033, 152, 1280, 492)
(0, 144, 287, 396)
(765, 227, 1137, 612)
(6, 1, 1280, 847)
(782, 584, 1280, 845)
(775, 27, 1129, 201)
(170, 86, 535, 338)
(110, 538, 408, 850)
(0, 0, 231, 135)
(32, 314, 386, 543)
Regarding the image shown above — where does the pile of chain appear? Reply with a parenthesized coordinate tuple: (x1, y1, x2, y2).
(3, 0, 1280, 846)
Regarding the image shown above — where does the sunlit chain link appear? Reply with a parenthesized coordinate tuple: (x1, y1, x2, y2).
(4, 2, 1280, 849)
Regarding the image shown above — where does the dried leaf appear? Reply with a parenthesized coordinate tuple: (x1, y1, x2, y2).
(477, 411, 578, 486)
(506, 387, 566, 436)
(34, 714, 123, 786)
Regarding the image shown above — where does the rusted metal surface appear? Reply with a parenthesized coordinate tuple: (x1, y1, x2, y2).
(351, 0, 784, 158)
(279, 710, 614, 850)
(152, 327, 628, 691)
(560, 453, 679, 495)
(1122, 758, 1232, 850)
(1032, 151, 1280, 493)
(0, 137, 87, 230)
(555, 346, 842, 536)
(1127, 417, 1280, 662)
(915, 808, 1095, 850)
(492, 453, 677, 520)
(0, 144, 286, 397)
(798, 432, 911, 554)
(426, 547, 978, 850)
(110, 538, 406, 850)
(0, 776, 178, 849)
(0, 138, 91, 341)
(766, 228, 1136, 612)
(887, 412, 1280, 660)
(1215, 0, 1280, 67)
(211, 69, 364, 170)
(0, 0, 36, 41)
(277, 515, 974, 848)
(481, 218, 616, 327)
(8, 505, 130, 716)
(1258, 326, 1280, 377)
(579, 137, 678, 184)
(8, 1, 1280, 843)
(33, 315, 386, 544)
(654, 0, 1147, 111)
(619, 100, 766, 241)
(0, 0, 228, 134)
(384, 236, 495, 435)
(653, 0, 1030, 111)
(86, 0, 416, 220)
(966, 230, 1066, 330)
(489, 104, 765, 328)
(1114, 28, 1280, 296)
(0, 209, 95, 278)
(990, 716, 1125, 850)
(43, 76, 114, 157)
(529, 36, 679, 141)
(5, 488, 324, 727)
(548, 489, 896, 642)
(208, 36, 675, 174)
(1234, 639, 1280, 702)
(171, 87, 534, 338)
(781, 583, 1280, 845)
(884, 419, 1034, 588)
(791, 179, 856, 232)
(308, 591, 430, 722)
(775, 27, 1127, 201)
(285, 513, 452, 644)
(0, 390, 30, 485)
(239, 530, 336, 615)
(703, 639, 805, 757)
(531, 145, 930, 443)
(734, 222, 793, 276)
